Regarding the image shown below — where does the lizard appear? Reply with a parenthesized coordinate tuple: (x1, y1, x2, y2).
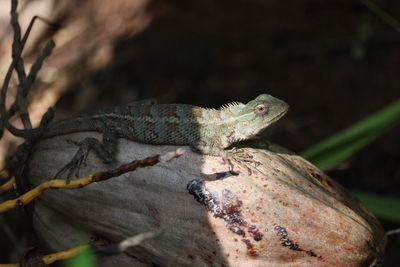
(42, 94, 289, 178)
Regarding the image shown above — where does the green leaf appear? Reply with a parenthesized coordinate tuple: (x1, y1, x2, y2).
(352, 190, 400, 222)
(301, 99, 400, 170)
(65, 245, 95, 267)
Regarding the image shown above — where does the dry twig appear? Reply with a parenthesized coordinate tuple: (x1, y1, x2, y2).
(0, 148, 184, 213)
(0, 229, 162, 266)
(0, 168, 12, 180)
(0, 177, 15, 194)
(0, 0, 56, 195)
(360, 0, 400, 32)
(0, 244, 90, 267)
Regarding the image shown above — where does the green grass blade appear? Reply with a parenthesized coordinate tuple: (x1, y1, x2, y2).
(301, 99, 400, 170)
(352, 190, 400, 222)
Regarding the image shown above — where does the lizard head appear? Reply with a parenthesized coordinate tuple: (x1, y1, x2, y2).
(221, 94, 289, 143)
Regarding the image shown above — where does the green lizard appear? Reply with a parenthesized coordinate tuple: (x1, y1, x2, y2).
(43, 94, 289, 176)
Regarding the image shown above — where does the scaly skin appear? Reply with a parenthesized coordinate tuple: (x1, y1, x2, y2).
(44, 94, 289, 156)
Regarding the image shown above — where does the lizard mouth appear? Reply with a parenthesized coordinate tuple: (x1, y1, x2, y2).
(268, 106, 289, 125)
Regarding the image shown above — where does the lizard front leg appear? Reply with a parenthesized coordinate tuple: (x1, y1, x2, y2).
(192, 141, 259, 175)
(55, 129, 118, 181)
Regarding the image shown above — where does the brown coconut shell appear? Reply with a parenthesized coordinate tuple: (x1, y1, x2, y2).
(28, 132, 386, 266)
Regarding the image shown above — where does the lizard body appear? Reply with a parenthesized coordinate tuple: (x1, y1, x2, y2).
(44, 94, 289, 156)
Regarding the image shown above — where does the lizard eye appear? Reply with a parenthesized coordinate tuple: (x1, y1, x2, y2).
(255, 104, 268, 116)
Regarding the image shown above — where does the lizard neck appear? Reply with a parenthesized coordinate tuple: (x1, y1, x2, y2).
(215, 108, 247, 148)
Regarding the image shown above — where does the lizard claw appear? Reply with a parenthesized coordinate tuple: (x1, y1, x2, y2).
(217, 148, 261, 176)
(228, 147, 261, 167)
(54, 139, 93, 183)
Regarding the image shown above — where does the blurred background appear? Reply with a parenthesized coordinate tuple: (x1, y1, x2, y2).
(0, 0, 399, 265)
